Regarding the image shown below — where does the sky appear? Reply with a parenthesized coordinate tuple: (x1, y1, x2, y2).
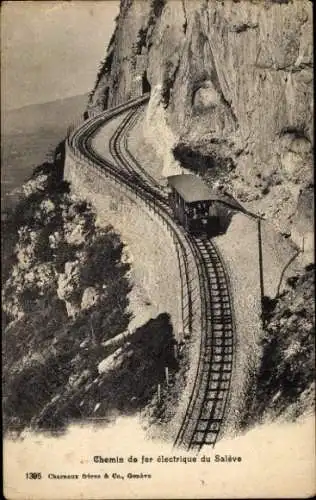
(1, 0, 119, 110)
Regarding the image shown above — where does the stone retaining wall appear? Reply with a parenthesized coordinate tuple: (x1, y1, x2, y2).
(64, 145, 185, 339)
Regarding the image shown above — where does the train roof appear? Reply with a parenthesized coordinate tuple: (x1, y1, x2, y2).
(167, 174, 218, 203)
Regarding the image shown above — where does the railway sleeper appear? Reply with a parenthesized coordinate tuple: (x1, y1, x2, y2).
(209, 269, 223, 277)
(212, 323, 229, 331)
(209, 359, 233, 369)
(208, 277, 222, 284)
(210, 289, 229, 298)
(211, 337, 233, 344)
(212, 297, 230, 304)
(192, 432, 214, 445)
(213, 346, 233, 355)
(191, 438, 216, 448)
(210, 299, 230, 307)
(207, 340, 233, 349)
(207, 266, 225, 276)
(210, 328, 233, 336)
(208, 253, 221, 261)
(209, 337, 233, 346)
(201, 366, 225, 377)
(210, 316, 232, 323)
(212, 317, 233, 324)
(210, 291, 229, 300)
(206, 390, 226, 400)
(204, 436, 218, 446)
(210, 306, 229, 313)
(209, 372, 231, 383)
(209, 293, 224, 300)
(206, 262, 224, 270)
(204, 399, 225, 412)
(205, 396, 225, 404)
(199, 406, 223, 420)
(195, 421, 211, 432)
(196, 425, 219, 440)
(217, 301, 231, 308)
(214, 291, 230, 300)
(210, 307, 231, 313)
(211, 329, 233, 337)
(208, 366, 232, 374)
(208, 311, 232, 318)
(213, 354, 233, 363)
(206, 386, 227, 395)
(209, 263, 224, 272)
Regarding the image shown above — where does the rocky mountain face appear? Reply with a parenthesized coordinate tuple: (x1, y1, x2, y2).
(88, 0, 313, 251)
(2, 162, 177, 434)
(243, 262, 315, 426)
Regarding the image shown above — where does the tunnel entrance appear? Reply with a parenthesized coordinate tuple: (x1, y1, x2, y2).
(142, 72, 151, 94)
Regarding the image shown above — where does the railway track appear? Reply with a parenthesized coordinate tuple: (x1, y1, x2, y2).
(68, 96, 235, 452)
(109, 106, 167, 202)
(108, 105, 235, 451)
(173, 237, 234, 450)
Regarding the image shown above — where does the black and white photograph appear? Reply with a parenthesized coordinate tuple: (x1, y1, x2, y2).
(2, 0, 314, 498)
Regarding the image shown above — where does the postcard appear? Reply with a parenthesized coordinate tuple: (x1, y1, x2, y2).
(2, 1, 315, 498)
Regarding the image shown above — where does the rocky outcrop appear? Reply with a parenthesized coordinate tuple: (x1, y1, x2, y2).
(56, 260, 82, 317)
(89, 0, 313, 250)
(2, 165, 121, 323)
(245, 263, 315, 423)
(4, 163, 164, 434)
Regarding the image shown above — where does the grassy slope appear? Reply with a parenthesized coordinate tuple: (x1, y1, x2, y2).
(1, 94, 88, 212)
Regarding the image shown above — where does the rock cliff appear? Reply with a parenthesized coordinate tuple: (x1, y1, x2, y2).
(88, 0, 313, 251)
(2, 162, 178, 434)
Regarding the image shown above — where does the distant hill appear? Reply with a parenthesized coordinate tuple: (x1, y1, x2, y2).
(1, 93, 88, 212)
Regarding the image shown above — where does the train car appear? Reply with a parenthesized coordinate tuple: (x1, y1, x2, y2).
(167, 174, 220, 234)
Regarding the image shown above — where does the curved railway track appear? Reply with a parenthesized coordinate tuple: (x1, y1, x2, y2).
(173, 237, 234, 450)
(68, 96, 235, 451)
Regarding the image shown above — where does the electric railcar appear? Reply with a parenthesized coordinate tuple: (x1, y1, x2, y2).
(167, 174, 220, 234)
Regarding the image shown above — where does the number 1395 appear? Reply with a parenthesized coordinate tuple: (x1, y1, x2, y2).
(26, 472, 42, 479)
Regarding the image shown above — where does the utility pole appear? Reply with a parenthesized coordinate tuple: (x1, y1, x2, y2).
(257, 217, 265, 327)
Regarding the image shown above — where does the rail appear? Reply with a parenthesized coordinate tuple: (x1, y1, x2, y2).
(67, 96, 235, 451)
(69, 96, 197, 347)
(173, 237, 234, 450)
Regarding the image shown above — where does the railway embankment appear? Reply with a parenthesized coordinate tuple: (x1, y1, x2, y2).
(64, 104, 210, 445)
(125, 105, 314, 435)
(3, 154, 187, 435)
(64, 142, 183, 338)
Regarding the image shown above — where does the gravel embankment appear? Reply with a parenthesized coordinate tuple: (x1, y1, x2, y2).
(90, 110, 130, 164)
